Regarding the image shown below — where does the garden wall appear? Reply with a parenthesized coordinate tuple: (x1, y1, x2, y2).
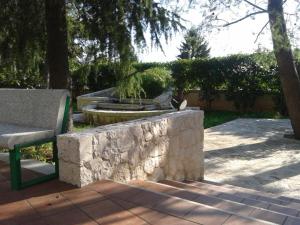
(185, 90, 277, 112)
(57, 110, 204, 187)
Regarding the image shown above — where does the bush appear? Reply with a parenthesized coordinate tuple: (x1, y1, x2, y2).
(116, 67, 173, 99)
(139, 67, 173, 98)
(170, 53, 290, 112)
(72, 62, 117, 98)
(171, 59, 194, 96)
(190, 58, 225, 107)
(133, 62, 171, 72)
(71, 61, 172, 99)
(221, 55, 269, 110)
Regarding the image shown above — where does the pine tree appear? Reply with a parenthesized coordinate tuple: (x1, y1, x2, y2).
(0, 0, 184, 88)
(178, 27, 210, 59)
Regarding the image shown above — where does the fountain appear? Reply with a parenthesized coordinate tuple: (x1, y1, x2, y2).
(77, 88, 177, 125)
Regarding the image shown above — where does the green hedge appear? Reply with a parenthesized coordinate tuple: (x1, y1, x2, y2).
(170, 53, 294, 113)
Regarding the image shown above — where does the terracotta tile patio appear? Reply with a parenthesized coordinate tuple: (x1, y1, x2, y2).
(0, 161, 224, 225)
(2, 160, 300, 225)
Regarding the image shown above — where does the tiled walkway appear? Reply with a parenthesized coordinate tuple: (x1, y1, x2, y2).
(2, 159, 300, 225)
(0, 161, 244, 225)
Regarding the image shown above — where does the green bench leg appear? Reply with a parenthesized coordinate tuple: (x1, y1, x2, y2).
(53, 140, 59, 177)
(9, 140, 59, 190)
(9, 147, 22, 190)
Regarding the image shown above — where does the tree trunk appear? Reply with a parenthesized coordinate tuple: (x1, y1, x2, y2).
(45, 0, 73, 131)
(45, 0, 70, 89)
(268, 0, 300, 139)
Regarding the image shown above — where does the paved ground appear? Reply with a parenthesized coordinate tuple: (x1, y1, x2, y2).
(204, 119, 300, 199)
(0, 161, 195, 225)
(0, 153, 54, 175)
(0, 161, 269, 225)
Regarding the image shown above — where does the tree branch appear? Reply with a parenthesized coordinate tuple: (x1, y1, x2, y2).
(254, 20, 269, 43)
(223, 10, 267, 27)
(243, 0, 267, 12)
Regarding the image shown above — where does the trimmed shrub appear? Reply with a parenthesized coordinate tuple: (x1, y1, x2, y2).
(115, 67, 173, 99)
(170, 53, 288, 112)
(139, 67, 173, 98)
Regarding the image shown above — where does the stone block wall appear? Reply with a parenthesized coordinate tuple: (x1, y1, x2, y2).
(57, 110, 204, 187)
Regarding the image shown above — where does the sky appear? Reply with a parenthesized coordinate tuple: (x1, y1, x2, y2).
(138, 0, 299, 62)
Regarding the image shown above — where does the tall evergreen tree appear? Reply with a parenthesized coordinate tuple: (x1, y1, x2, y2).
(71, 0, 183, 62)
(177, 27, 210, 59)
(0, 0, 46, 88)
(0, 0, 184, 88)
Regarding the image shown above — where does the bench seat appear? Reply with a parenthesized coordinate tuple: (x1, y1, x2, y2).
(0, 123, 54, 149)
(0, 89, 70, 190)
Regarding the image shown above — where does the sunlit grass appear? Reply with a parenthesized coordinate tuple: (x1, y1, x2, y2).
(204, 111, 285, 128)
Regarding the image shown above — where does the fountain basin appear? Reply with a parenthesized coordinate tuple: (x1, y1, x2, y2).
(77, 88, 159, 111)
(83, 104, 175, 125)
(77, 87, 175, 125)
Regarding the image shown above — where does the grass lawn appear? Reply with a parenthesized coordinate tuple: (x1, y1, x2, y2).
(203, 111, 285, 129)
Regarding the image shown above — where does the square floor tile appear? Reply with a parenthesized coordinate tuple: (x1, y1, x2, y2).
(223, 215, 267, 225)
(185, 205, 231, 225)
(249, 208, 287, 224)
(45, 208, 97, 225)
(61, 189, 106, 207)
(154, 197, 198, 218)
(27, 193, 75, 217)
(0, 200, 40, 223)
(81, 199, 146, 225)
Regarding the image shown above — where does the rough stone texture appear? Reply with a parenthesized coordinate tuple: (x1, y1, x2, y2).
(204, 118, 300, 198)
(58, 110, 204, 187)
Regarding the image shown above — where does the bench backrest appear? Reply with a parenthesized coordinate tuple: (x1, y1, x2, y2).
(0, 89, 70, 134)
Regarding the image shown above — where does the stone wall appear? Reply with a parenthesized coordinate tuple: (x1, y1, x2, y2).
(57, 110, 204, 187)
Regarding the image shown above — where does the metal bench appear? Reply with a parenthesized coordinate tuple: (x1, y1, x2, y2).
(0, 89, 70, 190)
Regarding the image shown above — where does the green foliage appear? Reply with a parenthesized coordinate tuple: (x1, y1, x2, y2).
(0, 0, 46, 88)
(71, 61, 172, 97)
(170, 59, 193, 95)
(204, 111, 285, 129)
(220, 55, 268, 110)
(115, 65, 145, 100)
(139, 67, 173, 98)
(133, 62, 171, 72)
(72, 61, 117, 97)
(170, 53, 289, 113)
(178, 27, 210, 59)
(115, 67, 172, 99)
(71, 0, 183, 62)
(0, 0, 183, 90)
(190, 58, 224, 107)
